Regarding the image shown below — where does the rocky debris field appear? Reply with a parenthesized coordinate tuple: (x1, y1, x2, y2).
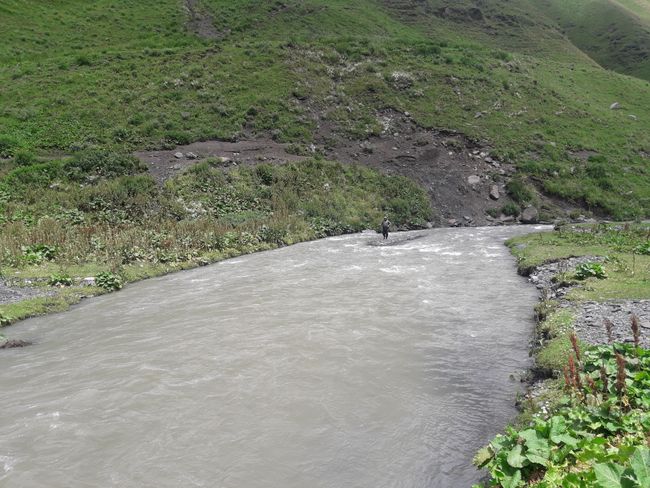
(527, 258, 649, 348)
(0, 280, 52, 306)
(574, 301, 650, 348)
(135, 110, 567, 227)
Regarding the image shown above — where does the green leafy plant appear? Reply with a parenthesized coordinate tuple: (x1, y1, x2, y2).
(48, 272, 73, 287)
(95, 271, 123, 291)
(21, 244, 57, 264)
(476, 344, 650, 487)
(574, 262, 607, 280)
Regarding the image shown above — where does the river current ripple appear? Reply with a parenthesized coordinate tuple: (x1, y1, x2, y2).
(0, 226, 546, 487)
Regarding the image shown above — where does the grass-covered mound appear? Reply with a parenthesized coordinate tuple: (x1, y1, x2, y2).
(0, 152, 431, 324)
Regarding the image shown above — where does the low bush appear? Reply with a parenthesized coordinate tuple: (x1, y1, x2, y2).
(574, 262, 607, 280)
(48, 273, 73, 287)
(95, 271, 123, 291)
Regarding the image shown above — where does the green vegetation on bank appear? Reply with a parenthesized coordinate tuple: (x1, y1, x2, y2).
(475, 224, 650, 486)
(0, 1, 648, 218)
(476, 344, 650, 487)
(0, 151, 431, 325)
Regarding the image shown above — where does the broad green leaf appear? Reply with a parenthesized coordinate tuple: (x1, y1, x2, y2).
(519, 429, 551, 457)
(502, 467, 522, 488)
(550, 416, 568, 442)
(507, 444, 526, 469)
(594, 463, 624, 488)
(629, 447, 650, 486)
(554, 433, 579, 449)
(525, 452, 548, 466)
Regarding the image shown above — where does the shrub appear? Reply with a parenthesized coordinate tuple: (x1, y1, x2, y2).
(13, 150, 36, 166)
(0, 135, 20, 158)
(95, 271, 123, 291)
(21, 244, 57, 264)
(506, 178, 533, 204)
(64, 150, 145, 181)
(48, 273, 73, 287)
(574, 262, 607, 280)
(501, 202, 520, 217)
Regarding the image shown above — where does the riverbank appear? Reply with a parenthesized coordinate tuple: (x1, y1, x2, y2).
(475, 222, 650, 486)
(0, 155, 435, 336)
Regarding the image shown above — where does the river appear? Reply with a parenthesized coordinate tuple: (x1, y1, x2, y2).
(0, 226, 545, 487)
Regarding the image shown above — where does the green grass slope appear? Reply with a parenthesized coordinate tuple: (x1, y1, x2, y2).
(534, 0, 650, 81)
(0, 0, 649, 218)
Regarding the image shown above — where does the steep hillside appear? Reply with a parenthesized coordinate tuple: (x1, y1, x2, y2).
(534, 0, 650, 81)
(0, 0, 649, 220)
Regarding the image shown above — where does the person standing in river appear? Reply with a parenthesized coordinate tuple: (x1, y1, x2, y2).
(381, 216, 391, 239)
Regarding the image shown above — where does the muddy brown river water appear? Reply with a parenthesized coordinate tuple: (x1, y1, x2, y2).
(0, 226, 546, 487)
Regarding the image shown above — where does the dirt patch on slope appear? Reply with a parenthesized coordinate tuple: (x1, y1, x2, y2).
(316, 110, 517, 226)
(184, 0, 224, 40)
(135, 110, 528, 226)
(135, 140, 308, 182)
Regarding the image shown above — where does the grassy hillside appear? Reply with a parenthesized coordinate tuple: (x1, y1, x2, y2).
(534, 0, 650, 81)
(0, 0, 649, 219)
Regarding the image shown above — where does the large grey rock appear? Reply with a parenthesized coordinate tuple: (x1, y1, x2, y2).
(610, 102, 621, 110)
(489, 185, 500, 200)
(82, 277, 96, 287)
(174, 152, 184, 159)
(186, 152, 198, 159)
(521, 206, 539, 224)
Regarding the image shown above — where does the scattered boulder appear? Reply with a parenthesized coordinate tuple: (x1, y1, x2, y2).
(489, 185, 500, 200)
(628, 114, 637, 120)
(610, 102, 621, 110)
(174, 152, 184, 159)
(521, 206, 539, 224)
(467, 175, 481, 186)
(186, 152, 198, 159)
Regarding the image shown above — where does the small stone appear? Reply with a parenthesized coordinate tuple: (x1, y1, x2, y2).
(628, 114, 637, 120)
(489, 185, 500, 200)
(467, 175, 481, 186)
(174, 152, 184, 159)
(186, 152, 198, 159)
(82, 277, 96, 287)
(610, 102, 620, 110)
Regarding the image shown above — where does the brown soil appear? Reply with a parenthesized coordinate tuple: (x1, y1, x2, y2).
(135, 110, 529, 226)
